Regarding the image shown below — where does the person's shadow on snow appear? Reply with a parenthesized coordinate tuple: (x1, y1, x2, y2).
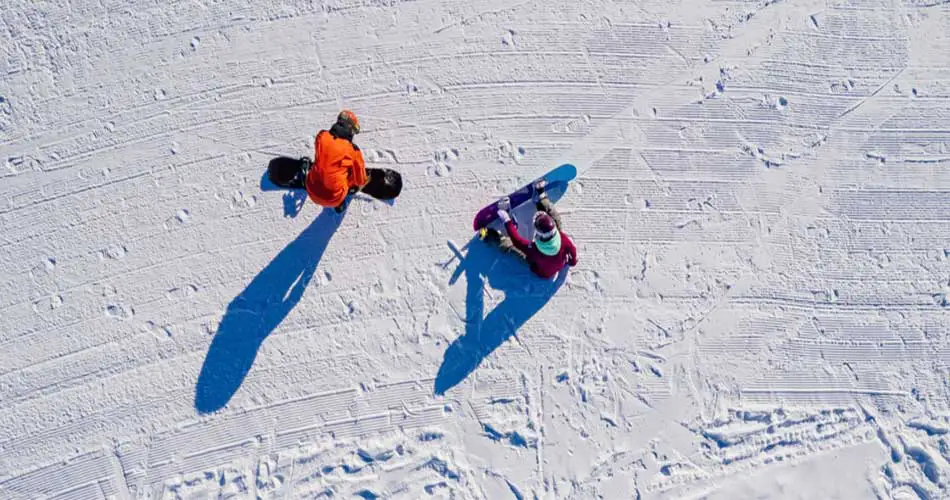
(194, 208, 343, 413)
(434, 235, 566, 395)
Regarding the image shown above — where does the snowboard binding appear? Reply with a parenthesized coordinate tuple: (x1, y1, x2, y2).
(267, 156, 308, 189)
(533, 180, 547, 201)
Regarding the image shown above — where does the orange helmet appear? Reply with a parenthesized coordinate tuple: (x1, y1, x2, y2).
(337, 109, 360, 135)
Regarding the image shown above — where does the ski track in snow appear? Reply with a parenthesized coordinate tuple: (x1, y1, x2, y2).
(1, 0, 949, 498)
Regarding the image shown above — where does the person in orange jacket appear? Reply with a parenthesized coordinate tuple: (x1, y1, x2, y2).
(301, 110, 369, 213)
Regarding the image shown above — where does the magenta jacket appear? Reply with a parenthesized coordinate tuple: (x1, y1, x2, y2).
(504, 220, 578, 278)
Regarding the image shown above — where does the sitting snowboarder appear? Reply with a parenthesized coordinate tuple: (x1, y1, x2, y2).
(299, 110, 369, 213)
(479, 181, 578, 279)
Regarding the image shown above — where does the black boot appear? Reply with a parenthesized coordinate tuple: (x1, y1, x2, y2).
(533, 180, 548, 209)
(334, 196, 350, 213)
(287, 157, 310, 189)
(479, 227, 502, 243)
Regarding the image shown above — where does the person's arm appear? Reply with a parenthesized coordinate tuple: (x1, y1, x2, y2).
(346, 149, 369, 189)
(313, 131, 324, 164)
(504, 219, 532, 254)
(497, 206, 532, 254)
(563, 236, 578, 266)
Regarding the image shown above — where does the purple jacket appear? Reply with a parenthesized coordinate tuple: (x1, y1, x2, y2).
(504, 220, 578, 279)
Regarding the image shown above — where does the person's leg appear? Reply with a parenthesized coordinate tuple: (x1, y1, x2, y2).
(536, 197, 563, 231)
(480, 228, 527, 260)
(498, 234, 527, 260)
(533, 180, 563, 231)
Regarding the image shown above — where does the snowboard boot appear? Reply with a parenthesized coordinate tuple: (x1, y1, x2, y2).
(533, 180, 549, 209)
(533, 180, 548, 200)
(299, 157, 312, 174)
(335, 186, 361, 213)
(290, 157, 311, 189)
(478, 227, 502, 244)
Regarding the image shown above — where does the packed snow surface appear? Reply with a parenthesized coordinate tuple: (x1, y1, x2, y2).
(2, 0, 950, 498)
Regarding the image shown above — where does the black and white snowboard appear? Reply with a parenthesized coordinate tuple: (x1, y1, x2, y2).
(266, 156, 402, 200)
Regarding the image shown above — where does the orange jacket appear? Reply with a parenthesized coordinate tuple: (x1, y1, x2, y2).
(305, 129, 368, 207)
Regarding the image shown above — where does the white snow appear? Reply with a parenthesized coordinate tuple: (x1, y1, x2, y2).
(1, 0, 949, 498)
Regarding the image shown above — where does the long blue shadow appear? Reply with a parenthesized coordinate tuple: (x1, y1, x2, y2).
(434, 236, 566, 395)
(195, 209, 343, 413)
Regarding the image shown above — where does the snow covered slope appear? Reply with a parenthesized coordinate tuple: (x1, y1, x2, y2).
(2, 0, 949, 498)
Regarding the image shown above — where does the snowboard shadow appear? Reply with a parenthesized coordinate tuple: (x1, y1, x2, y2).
(260, 169, 308, 218)
(194, 208, 343, 414)
(434, 236, 566, 395)
(282, 191, 308, 217)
